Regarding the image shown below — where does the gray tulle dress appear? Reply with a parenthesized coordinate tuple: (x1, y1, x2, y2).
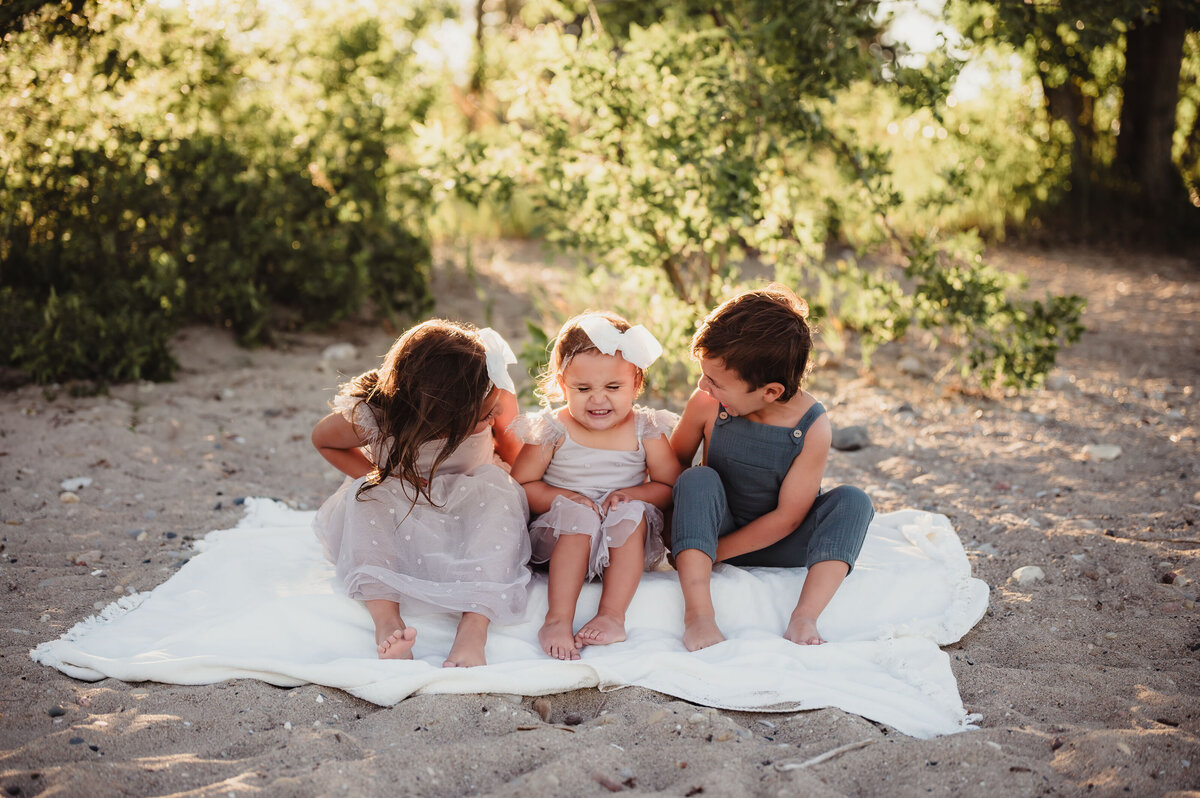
(313, 395, 532, 624)
(510, 406, 678, 579)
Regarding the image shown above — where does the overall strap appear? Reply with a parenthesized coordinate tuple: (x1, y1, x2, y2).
(789, 402, 826, 446)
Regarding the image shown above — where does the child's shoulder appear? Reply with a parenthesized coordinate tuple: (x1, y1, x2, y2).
(331, 393, 379, 436)
(683, 387, 720, 415)
(510, 406, 567, 446)
(632, 405, 680, 439)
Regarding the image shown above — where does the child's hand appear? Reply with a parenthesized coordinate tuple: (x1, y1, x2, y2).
(601, 491, 634, 513)
(563, 492, 600, 514)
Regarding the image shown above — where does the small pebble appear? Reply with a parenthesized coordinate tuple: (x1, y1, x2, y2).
(59, 491, 80, 504)
(48, 706, 66, 717)
(533, 697, 551, 723)
(687, 712, 709, 725)
(563, 712, 583, 726)
(321, 343, 359, 362)
(1012, 566, 1045, 586)
(60, 477, 92, 492)
(831, 425, 871, 451)
(1082, 444, 1122, 462)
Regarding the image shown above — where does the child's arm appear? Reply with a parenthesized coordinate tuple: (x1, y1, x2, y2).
(491, 390, 523, 466)
(669, 389, 716, 469)
(602, 434, 680, 511)
(713, 415, 832, 562)
(510, 441, 598, 514)
(312, 412, 373, 479)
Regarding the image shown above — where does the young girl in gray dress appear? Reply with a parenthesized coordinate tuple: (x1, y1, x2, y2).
(510, 311, 680, 661)
(312, 320, 531, 668)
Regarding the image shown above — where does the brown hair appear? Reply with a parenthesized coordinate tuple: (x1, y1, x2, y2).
(691, 284, 812, 401)
(337, 319, 492, 505)
(536, 310, 644, 408)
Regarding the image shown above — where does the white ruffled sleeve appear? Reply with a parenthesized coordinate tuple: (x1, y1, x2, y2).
(330, 394, 382, 449)
(635, 406, 680, 440)
(508, 409, 566, 447)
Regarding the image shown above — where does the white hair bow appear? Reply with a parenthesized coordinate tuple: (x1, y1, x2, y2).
(578, 315, 663, 369)
(477, 327, 517, 394)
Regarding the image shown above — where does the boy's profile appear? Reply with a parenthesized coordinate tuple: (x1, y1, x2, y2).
(669, 284, 874, 650)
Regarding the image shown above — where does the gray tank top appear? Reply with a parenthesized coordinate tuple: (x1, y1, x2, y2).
(706, 402, 826, 526)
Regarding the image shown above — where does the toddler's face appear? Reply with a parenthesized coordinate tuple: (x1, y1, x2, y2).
(558, 351, 640, 433)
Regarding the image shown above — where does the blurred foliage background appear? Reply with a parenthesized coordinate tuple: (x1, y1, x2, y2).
(2, 0, 1197, 391)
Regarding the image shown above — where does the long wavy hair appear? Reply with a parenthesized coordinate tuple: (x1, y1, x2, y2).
(337, 319, 492, 506)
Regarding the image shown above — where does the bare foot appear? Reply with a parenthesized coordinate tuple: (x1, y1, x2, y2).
(443, 613, 489, 667)
(443, 637, 486, 668)
(784, 615, 826, 645)
(682, 614, 726, 651)
(538, 617, 580, 660)
(377, 627, 417, 660)
(574, 612, 626, 648)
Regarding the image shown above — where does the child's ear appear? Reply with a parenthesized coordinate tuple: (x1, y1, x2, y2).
(761, 382, 786, 403)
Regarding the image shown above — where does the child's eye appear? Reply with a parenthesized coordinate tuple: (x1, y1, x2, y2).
(606, 384, 622, 391)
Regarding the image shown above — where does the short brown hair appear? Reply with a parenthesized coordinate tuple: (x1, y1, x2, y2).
(691, 284, 812, 401)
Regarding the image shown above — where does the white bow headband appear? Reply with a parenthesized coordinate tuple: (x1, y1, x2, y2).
(577, 315, 663, 369)
(477, 327, 517, 394)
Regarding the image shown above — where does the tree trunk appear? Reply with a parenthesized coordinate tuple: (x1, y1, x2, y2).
(1115, 7, 1188, 212)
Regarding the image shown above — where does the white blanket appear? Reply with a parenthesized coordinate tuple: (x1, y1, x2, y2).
(32, 500, 988, 738)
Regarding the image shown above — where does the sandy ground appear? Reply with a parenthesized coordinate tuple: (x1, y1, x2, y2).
(1, 241, 1197, 797)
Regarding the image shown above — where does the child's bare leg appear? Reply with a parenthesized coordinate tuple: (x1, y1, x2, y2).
(539, 534, 590, 660)
(575, 521, 645, 648)
(785, 560, 850, 645)
(444, 612, 490, 668)
(365, 599, 416, 660)
(675, 549, 726, 651)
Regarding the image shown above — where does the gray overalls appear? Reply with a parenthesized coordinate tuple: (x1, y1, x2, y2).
(671, 402, 873, 568)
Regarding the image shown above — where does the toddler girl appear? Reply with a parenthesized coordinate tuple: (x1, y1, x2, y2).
(312, 320, 531, 668)
(510, 311, 680, 660)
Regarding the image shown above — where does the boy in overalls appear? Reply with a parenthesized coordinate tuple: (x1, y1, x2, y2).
(669, 285, 874, 650)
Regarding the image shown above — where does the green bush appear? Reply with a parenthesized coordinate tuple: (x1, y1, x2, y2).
(0, 1, 436, 384)
(460, 7, 1084, 390)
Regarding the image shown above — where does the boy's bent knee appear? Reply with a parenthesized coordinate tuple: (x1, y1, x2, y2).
(828, 485, 874, 522)
(673, 466, 722, 501)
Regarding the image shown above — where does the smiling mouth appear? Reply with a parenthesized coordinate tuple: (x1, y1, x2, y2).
(588, 409, 611, 417)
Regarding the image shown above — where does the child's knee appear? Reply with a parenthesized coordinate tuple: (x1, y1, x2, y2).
(672, 465, 722, 502)
(830, 485, 874, 524)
